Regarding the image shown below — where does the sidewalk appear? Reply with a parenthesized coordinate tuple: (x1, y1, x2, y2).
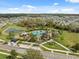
(0, 51, 9, 55)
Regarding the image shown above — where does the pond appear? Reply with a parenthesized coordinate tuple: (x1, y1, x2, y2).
(5, 28, 23, 33)
(31, 30, 46, 37)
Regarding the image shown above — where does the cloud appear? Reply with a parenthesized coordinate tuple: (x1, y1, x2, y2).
(61, 8, 74, 12)
(22, 5, 36, 8)
(53, 3, 59, 6)
(0, 4, 78, 14)
(66, 0, 79, 3)
(8, 8, 19, 10)
(59, 8, 76, 13)
(48, 7, 77, 14)
(0, 5, 36, 13)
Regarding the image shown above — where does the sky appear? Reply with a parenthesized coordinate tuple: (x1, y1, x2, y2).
(0, 0, 79, 14)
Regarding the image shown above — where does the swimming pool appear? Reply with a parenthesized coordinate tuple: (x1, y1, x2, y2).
(31, 30, 46, 37)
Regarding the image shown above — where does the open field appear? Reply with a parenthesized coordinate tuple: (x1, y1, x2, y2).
(43, 42, 67, 50)
(57, 31, 79, 49)
(0, 53, 6, 59)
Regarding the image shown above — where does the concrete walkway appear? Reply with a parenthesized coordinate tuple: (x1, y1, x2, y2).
(53, 40, 70, 51)
(0, 51, 9, 55)
(40, 39, 74, 56)
(0, 42, 78, 59)
(41, 39, 70, 51)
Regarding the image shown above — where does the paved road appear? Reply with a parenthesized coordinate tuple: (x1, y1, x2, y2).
(0, 43, 26, 54)
(42, 51, 79, 59)
(0, 43, 79, 59)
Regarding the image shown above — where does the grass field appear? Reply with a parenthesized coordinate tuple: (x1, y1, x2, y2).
(57, 31, 79, 48)
(0, 53, 6, 59)
(43, 42, 67, 50)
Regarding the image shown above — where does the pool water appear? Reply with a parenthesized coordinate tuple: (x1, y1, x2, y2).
(32, 30, 46, 37)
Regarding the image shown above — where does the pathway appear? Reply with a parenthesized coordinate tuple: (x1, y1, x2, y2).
(0, 42, 78, 59)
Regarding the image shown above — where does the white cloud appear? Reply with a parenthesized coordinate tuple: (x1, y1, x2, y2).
(22, 5, 36, 8)
(0, 5, 36, 13)
(8, 8, 19, 10)
(60, 8, 75, 13)
(61, 8, 74, 12)
(48, 7, 77, 14)
(66, 0, 79, 3)
(53, 3, 59, 6)
(0, 4, 78, 14)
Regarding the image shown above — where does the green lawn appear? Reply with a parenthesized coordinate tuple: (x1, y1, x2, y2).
(57, 31, 79, 47)
(0, 34, 8, 41)
(0, 53, 7, 59)
(43, 42, 67, 50)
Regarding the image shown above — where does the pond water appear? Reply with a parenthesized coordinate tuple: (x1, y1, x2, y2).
(5, 28, 23, 33)
(32, 30, 46, 37)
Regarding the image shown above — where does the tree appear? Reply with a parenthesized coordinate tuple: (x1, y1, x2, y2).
(71, 43, 79, 52)
(7, 31, 14, 40)
(22, 49, 44, 59)
(0, 29, 2, 35)
(28, 34, 36, 42)
(22, 55, 27, 59)
(6, 50, 18, 59)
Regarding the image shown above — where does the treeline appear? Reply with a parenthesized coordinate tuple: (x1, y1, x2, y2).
(17, 19, 79, 33)
(0, 14, 79, 18)
(6, 49, 44, 59)
(53, 24, 79, 33)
